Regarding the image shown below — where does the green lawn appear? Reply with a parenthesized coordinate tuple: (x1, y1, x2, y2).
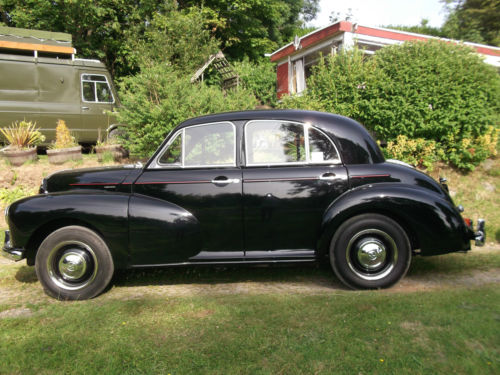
(0, 285, 499, 374)
(0, 247, 499, 374)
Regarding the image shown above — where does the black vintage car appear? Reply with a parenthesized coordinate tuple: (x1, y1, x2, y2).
(3, 110, 485, 299)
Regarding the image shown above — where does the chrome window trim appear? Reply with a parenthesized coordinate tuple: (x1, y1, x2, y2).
(244, 120, 342, 166)
(80, 73, 115, 104)
(307, 126, 342, 165)
(151, 121, 237, 169)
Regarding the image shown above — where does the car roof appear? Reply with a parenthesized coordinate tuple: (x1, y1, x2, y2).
(180, 109, 346, 127)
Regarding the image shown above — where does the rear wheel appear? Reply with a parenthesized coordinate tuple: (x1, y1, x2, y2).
(35, 226, 114, 300)
(330, 214, 411, 289)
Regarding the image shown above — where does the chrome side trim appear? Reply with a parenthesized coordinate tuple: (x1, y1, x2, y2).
(130, 258, 317, 268)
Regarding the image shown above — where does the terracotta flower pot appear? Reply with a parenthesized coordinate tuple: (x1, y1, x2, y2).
(95, 144, 127, 162)
(47, 146, 82, 165)
(0, 147, 37, 166)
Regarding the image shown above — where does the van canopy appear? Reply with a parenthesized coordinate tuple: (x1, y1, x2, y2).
(0, 26, 75, 56)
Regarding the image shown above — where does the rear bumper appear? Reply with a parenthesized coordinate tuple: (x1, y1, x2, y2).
(464, 219, 486, 247)
(474, 219, 486, 246)
(2, 230, 26, 261)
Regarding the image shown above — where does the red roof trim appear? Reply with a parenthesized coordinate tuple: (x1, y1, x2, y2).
(270, 21, 500, 62)
(355, 26, 500, 56)
(271, 21, 351, 62)
(355, 26, 429, 42)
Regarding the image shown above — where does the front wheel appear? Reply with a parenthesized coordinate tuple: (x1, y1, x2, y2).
(35, 226, 114, 300)
(330, 214, 411, 289)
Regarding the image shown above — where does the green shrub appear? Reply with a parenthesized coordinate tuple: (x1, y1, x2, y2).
(233, 58, 277, 106)
(382, 135, 443, 171)
(117, 64, 258, 156)
(281, 41, 500, 170)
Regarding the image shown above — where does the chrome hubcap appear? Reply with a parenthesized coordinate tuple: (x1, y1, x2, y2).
(357, 239, 386, 270)
(346, 229, 398, 281)
(58, 250, 89, 281)
(47, 241, 98, 291)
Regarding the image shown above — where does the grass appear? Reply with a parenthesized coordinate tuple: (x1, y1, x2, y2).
(0, 284, 498, 374)
(0, 247, 499, 374)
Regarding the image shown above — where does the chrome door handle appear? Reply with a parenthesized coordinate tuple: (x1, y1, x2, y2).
(81, 106, 89, 111)
(211, 178, 240, 185)
(319, 173, 336, 181)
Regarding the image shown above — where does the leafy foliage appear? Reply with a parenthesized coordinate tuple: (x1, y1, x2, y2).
(280, 41, 500, 170)
(442, 0, 500, 46)
(382, 135, 442, 171)
(0, 120, 45, 149)
(117, 64, 257, 156)
(233, 58, 277, 106)
(177, 1, 319, 61)
(126, 5, 219, 74)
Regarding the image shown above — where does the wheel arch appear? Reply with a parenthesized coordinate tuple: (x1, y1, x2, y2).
(25, 218, 106, 266)
(318, 208, 419, 259)
(317, 183, 470, 258)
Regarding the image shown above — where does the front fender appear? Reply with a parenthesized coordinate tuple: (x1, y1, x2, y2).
(318, 183, 472, 257)
(7, 192, 129, 268)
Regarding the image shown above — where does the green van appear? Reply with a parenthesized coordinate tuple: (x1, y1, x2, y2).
(0, 26, 121, 144)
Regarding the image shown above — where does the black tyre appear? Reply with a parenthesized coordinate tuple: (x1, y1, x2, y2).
(330, 214, 411, 289)
(35, 226, 114, 300)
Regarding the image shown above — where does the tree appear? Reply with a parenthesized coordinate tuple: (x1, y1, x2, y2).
(177, 0, 320, 60)
(442, 0, 500, 46)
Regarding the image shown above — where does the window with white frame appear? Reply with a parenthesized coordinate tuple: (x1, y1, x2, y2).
(81, 74, 114, 103)
(158, 122, 236, 167)
(245, 120, 341, 165)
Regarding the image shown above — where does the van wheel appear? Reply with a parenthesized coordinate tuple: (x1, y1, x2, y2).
(330, 214, 411, 289)
(35, 226, 114, 300)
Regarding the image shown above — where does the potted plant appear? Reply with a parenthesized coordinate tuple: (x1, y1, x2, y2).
(95, 128, 127, 162)
(0, 120, 45, 166)
(46, 120, 82, 164)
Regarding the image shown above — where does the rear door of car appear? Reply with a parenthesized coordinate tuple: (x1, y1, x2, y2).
(130, 121, 243, 265)
(242, 119, 348, 259)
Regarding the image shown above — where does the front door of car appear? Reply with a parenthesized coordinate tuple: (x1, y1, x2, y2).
(129, 122, 243, 265)
(242, 120, 349, 258)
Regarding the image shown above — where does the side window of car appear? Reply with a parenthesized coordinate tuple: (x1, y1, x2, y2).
(81, 74, 114, 103)
(245, 120, 341, 165)
(308, 127, 340, 163)
(245, 120, 305, 165)
(158, 122, 236, 167)
(159, 132, 182, 165)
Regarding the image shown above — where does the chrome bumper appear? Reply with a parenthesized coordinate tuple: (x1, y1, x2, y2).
(2, 230, 26, 261)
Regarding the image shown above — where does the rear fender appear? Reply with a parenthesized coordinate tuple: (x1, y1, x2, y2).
(318, 183, 471, 257)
